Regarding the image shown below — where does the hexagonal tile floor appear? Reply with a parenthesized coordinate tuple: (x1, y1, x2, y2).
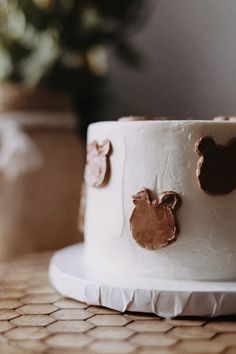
(0, 252, 235, 354)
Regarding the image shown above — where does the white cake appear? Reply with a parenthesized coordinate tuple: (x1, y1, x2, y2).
(83, 119, 236, 281)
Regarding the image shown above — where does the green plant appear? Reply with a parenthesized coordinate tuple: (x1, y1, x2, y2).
(0, 0, 147, 130)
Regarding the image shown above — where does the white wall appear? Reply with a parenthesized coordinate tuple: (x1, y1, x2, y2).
(104, 0, 236, 120)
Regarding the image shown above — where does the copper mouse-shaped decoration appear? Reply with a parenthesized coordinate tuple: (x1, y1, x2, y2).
(195, 136, 236, 195)
(84, 140, 112, 188)
(130, 188, 181, 250)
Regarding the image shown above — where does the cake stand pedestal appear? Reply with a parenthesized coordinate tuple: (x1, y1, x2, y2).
(49, 243, 236, 318)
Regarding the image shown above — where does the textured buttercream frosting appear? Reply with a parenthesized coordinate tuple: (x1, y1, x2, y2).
(84, 120, 236, 281)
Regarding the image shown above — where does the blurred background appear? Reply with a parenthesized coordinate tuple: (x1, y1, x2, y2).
(0, 0, 236, 260)
(104, 0, 236, 121)
(2, 0, 236, 130)
(0, 0, 147, 136)
(0, 0, 147, 259)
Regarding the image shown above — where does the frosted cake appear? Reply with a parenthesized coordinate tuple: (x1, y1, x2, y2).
(83, 118, 236, 281)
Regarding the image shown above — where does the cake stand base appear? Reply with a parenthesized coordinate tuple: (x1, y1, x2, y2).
(49, 243, 236, 318)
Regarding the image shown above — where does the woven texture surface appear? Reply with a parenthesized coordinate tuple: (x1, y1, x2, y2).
(0, 252, 235, 354)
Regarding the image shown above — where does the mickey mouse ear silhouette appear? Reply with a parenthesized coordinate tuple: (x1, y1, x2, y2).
(196, 136, 236, 195)
(84, 139, 112, 188)
(226, 137, 236, 153)
(132, 188, 151, 205)
(195, 136, 216, 155)
(159, 191, 181, 210)
(99, 140, 112, 156)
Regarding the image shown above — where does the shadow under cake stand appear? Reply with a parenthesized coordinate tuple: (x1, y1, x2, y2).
(49, 243, 236, 318)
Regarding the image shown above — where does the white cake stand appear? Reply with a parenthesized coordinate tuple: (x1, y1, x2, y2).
(49, 243, 236, 318)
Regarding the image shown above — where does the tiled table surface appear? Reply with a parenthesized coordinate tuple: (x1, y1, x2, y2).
(0, 252, 235, 354)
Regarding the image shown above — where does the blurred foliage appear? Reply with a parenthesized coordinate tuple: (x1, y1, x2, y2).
(0, 0, 147, 131)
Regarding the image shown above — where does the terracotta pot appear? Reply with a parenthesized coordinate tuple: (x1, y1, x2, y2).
(0, 85, 85, 260)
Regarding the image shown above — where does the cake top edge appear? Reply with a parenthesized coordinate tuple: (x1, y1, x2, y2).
(88, 119, 236, 129)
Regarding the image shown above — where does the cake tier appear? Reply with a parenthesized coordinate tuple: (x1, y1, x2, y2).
(84, 120, 236, 281)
